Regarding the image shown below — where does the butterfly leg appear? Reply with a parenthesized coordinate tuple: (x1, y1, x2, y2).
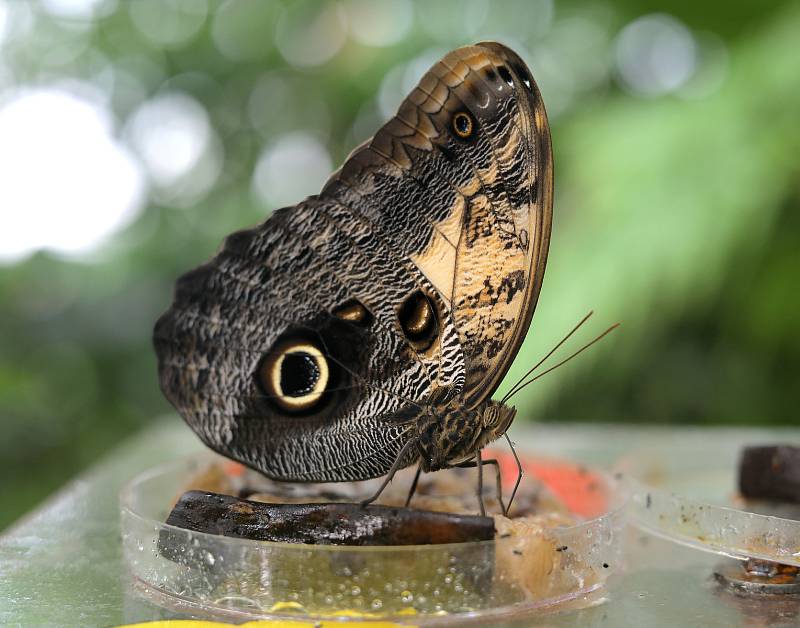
(453, 456, 506, 516)
(404, 463, 423, 508)
(476, 449, 486, 516)
(484, 458, 507, 517)
(360, 437, 418, 507)
(505, 433, 524, 516)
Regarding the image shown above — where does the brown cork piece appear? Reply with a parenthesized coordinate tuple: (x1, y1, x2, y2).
(739, 445, 800, 504)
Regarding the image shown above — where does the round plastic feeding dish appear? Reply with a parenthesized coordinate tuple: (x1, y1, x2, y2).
(120, 453, 627, 623)
(618, 442, 800, 569)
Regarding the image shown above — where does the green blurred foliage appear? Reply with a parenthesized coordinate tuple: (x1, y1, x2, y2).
(0, 0, 798, 529)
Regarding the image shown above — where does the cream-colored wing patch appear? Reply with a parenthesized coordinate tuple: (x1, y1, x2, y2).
(409, 196, 464, 307)
(407, 43, 553, 407)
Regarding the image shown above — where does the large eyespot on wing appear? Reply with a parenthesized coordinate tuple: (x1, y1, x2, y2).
(154, 197, 466, 483)
(257, 336, 331, 414)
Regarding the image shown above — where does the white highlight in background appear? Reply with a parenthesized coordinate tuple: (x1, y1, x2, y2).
(125, 91, 221, 208)
(276, 3, 347, 68)
(126, 92, 211, 189)
(40, 0, 109, 20)
(615, 14, 697, 97)
(0, 2, 9, 47)
(252, 132, 332, 210)
(345, 0, 413, 47)
(0, 87, 145, 263)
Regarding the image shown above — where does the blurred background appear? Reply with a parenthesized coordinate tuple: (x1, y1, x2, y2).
(1, 0, 798, 529)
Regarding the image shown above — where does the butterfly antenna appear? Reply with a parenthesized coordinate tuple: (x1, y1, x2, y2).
(503, 322, 620, 403)
(501, 311, 594, 404)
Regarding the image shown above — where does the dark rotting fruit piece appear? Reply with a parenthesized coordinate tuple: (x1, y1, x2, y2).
(162, 490, 496, 548)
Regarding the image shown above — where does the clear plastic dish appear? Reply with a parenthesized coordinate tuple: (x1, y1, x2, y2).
(120, 452, 627, 623)
(617, 443, 800, 568)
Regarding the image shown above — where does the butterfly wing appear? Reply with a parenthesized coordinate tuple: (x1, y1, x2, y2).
(154, 199, 465, 481)
(324, 42, 553, 408)
(451, 42, 553, 406)
(154, 42, 551, 482)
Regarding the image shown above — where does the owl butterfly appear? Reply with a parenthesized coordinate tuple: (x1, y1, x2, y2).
(155, 42, 553, 515)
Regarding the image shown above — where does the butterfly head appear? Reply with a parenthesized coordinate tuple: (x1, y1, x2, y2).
(477, 400, 517, 447)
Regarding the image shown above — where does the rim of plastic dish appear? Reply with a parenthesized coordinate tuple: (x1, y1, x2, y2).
(617, 455, 800, 568)
(120, 452, 629, 622)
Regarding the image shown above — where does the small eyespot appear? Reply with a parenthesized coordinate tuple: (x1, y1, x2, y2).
(398, 290, 439, 351)
(332, 298, 372, 326)
(452, 111, 474, 139)
(259, 338, 329, 412)
(497, 65, 514, 88)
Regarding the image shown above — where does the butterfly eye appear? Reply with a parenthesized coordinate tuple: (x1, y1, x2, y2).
(259, 339, 329, 412)
(398, 290, 439, 351)
(452, 111, 474, 139)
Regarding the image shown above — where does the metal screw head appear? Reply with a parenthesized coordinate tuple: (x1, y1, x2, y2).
(714, 559, 800, 596)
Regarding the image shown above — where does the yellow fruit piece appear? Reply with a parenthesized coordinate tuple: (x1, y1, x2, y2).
(116, 615, 419, 627)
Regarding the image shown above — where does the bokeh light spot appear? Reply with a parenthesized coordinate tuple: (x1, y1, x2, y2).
(345, 0, 413, 47)
(126, 92, 211, 189)
(0, 87, 145, 262)
(252, 132, 332, 209)
(0, 1, 34, 46)
(276, 2, 347, 68)
(377, 62, 407, 120)
(40, 0, 109, 21)
(128, 0, 208, 49)
(615, 14, 697, 97)
(378, 47, 446, 119)
(0, 2, 10, 46)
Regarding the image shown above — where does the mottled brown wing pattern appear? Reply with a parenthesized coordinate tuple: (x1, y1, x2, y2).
(324, 42, 553, 407)
(156, 201, 464, 481)
(154, 42, 552, 482)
